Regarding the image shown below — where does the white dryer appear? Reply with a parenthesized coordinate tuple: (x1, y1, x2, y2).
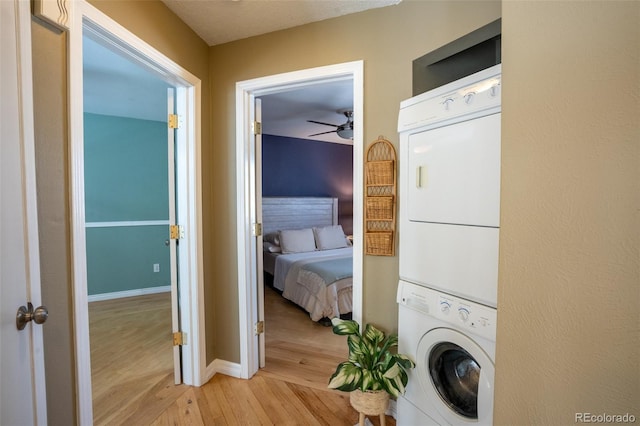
(396, 280, 496, 426)
(397, 64, 501, 308)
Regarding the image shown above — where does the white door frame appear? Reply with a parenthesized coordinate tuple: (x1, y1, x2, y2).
(235, 61, 364, 379)
(68, 2, 205, 424)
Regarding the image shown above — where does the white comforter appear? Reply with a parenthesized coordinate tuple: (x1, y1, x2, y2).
(273, 247, 353, 321)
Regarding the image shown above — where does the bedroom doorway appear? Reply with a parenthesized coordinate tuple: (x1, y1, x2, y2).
(82, 33, 182, 424)
(68, 2, 205, 423)
(235, 61, 364, 379)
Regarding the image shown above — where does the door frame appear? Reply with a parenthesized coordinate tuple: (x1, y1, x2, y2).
(68, 2, 205, 424)
(235, 61, 364, 379)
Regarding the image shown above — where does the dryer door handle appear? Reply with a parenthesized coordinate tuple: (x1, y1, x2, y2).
(416, 165, 427, 188)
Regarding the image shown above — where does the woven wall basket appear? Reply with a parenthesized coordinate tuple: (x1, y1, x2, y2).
(350, 389, 390, 416)
(365, 136, 397, 256)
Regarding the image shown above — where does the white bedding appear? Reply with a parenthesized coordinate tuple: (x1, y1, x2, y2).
(272, 247, 353, 321)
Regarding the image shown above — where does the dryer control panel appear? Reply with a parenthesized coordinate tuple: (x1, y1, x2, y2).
(398, 64, 501, 133)
(397, 280, 497, 342)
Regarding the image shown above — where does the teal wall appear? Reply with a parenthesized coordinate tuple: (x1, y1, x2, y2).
(84, 113, 170, 296)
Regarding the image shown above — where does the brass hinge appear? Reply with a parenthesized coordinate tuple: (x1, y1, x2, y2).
(173, 331, 187, 346)
(252, 121, 262, 135)
(252, 223, 262, 237)
(254, 321, 264, 335)
(169, 225, 184, 240)
(168, 114, 181, 129)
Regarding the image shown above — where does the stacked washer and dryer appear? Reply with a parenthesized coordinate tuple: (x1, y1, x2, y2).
(396, 64, 502, 425)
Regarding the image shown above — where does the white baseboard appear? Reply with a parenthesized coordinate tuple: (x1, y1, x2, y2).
(387, 398, 397, 419)
(202, 359, 243, 385)
(87, 285, 170, 302)
(213, 359, 243, 378)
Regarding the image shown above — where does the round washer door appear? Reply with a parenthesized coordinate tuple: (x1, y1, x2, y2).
(416, 328, 495, 425)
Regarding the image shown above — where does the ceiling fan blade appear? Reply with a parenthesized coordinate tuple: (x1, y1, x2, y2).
(309, 130, 338, 137)
(307, 120, 339, 128)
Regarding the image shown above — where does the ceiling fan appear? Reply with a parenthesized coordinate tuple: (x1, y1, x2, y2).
(307, 109, 353, 140)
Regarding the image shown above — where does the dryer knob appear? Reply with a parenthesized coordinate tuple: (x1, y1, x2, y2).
(440, 302, 450, 314)
(463, 92, 475, 104)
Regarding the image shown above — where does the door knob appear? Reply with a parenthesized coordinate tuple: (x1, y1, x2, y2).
(16, 302, 48, 330)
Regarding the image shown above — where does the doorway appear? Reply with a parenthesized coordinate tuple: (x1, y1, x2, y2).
(82, 32, 178, 423)
(257, 80, 354, 384)
(235, 61, 364, 379)
(68, 3, 205, 424)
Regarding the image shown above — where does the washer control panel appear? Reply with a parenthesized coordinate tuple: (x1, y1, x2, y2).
(436, 294, 496, 341)
(398, 280, 497, 342)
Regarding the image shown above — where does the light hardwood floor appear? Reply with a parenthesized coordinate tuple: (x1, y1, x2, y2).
(89, 287, 396, 425)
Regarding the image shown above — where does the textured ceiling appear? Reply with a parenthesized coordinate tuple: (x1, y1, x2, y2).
(160, 0, 401, 46)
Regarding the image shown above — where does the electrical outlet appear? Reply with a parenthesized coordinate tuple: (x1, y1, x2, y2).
(153, 263, 160, 273)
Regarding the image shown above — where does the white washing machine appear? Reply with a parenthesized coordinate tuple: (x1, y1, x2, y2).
(396, 280, 496, 425)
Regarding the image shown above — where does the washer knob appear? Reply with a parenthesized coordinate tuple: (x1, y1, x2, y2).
(458, 308, 469, 322)
(440, 301, 451, 314)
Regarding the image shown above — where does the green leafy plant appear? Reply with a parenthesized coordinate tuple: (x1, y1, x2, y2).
(328, 318, 415, 398)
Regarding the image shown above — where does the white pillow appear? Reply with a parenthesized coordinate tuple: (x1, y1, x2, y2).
(279, 228, 316, 253)
(313, 225, 348, 250)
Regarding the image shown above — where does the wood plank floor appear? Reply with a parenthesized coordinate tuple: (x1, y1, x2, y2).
(89, 287, 395, 425)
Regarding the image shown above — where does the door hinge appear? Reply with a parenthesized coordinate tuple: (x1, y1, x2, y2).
(169, 225, 184, 240)
(252, 121, 262, 135)
(173, 331, 187, 346)
(254, 321, 264, 335)
(168, 114, 181, 129)
(252, 223, 262, 237)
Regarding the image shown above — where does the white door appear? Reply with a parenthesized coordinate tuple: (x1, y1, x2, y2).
(254, 98, 266, 368)
(407, 113, 501, 227)
(167, 88, 182, 384)
(1, 0, 48, 424)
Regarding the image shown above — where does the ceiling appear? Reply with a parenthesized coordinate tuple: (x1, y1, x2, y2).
(83, 1, 401, 143)
(259, 80, 354, 145)
(160, 0, 401, 47)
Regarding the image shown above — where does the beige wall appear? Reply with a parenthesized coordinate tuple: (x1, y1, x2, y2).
(496, 1, 639, 422)
(208, 0, 501, 363)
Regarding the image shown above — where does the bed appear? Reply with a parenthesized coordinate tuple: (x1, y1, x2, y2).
(262, 197, 352, 322)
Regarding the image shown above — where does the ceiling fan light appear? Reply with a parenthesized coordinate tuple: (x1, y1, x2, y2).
(337, 128, 353, 139)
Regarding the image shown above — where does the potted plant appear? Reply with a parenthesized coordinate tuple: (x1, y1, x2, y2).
(328, 318, 415, 422)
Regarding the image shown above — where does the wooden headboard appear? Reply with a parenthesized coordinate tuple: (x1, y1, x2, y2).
(262, 197, 338, 235)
